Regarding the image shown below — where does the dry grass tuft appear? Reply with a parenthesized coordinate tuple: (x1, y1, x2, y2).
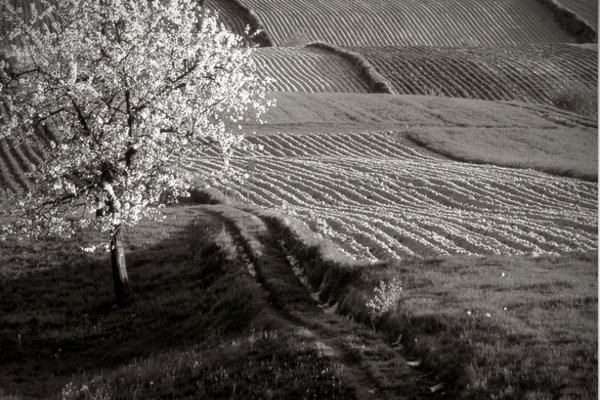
(305, 42, 395, 94)
(550, 82, 598, 119)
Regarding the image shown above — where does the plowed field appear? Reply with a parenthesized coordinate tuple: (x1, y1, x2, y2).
(0, 122, 54, 197)
(237, 0, 576, 46)
(352, 44, 598, 104)
(188, 131, 596, 260)
(252, 47, 370, 92)
(183, 94, 598, 261)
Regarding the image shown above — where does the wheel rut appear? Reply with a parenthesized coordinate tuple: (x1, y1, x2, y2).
(206, 204, 434, 400)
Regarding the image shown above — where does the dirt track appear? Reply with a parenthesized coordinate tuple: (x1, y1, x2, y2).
(206, 204, 441, 399)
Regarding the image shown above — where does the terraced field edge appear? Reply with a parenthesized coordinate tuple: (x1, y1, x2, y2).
(536, 0, 597, 42)
(351, 45, 598, 112)
(222, 0, 273, 46)
(306, 42, 394, 94)
(252, 47, 371, 93)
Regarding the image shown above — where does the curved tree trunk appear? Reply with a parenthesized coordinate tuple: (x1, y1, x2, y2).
(110, 223, 132, 306)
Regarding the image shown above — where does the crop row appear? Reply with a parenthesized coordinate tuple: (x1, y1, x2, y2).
(184, 131, 598, 260)
(0, 131, 50, 198)
(251, 47, 370, 93)
(1, 126, 596, 259)
(237, 0, 576, 46)
(350, 44, 597, 104)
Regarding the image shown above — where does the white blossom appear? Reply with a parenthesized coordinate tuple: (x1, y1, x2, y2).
(0, 0, 273, 241)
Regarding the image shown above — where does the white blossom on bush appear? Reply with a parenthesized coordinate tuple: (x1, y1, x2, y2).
(366, 278, 403, 321)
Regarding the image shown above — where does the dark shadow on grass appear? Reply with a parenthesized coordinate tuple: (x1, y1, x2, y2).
(0, 208, 262, 397)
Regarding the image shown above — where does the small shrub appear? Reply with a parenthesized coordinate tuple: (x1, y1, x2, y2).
(366, 278, 403, 323)
(550, 83, 598, 118)
(424, 86, 444, 97)
(61, 381, 111, 400)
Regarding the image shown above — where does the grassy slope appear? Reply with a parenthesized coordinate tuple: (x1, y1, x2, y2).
(245, 93, 597, 181)
(387, 256, 598, 399)
(407, 125, 598, 181)
(0, 206, 352, 399)
(255, 206, 598, 399)
(1, 198, 595, 399)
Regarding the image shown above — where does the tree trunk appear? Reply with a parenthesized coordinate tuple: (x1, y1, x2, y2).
(110, 224, 132, 306)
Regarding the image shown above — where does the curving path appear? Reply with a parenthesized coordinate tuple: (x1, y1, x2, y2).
(207, 204, 437, 399)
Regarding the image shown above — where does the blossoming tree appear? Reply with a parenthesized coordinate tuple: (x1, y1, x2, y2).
(0, 0, 272, 305)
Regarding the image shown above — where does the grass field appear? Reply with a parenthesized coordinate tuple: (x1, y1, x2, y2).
(0, 207, 357, 398)
(347, 254, 598, 399)
(407, 124, 597, 181)
(1, 203, 595, 398)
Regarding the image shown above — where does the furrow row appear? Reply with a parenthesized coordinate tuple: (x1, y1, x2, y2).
(352, 45, 597, 105)
(182, 130, 597, 260)
(252, 48, 369, 93)
(239, 0, 575, 46)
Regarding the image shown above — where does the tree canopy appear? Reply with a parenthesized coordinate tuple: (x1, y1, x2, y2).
(0, 0, 272, 239)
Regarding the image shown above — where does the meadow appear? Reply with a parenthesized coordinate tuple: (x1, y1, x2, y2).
(0, 207, 359, 398)
(0, 0, 598, 398)
(0, 198, 596, 398)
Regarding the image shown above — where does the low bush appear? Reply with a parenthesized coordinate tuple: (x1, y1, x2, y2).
(550, 82, 598, 118)
(305, 42, 394, 94)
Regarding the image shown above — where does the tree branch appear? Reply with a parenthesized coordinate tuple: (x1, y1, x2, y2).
(65, 93, 101, 147)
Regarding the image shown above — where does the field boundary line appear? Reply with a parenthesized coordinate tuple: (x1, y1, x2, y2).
(306, 41, 395, 94)
(225, 0, 274, 46)
(535, 0, 597, 42)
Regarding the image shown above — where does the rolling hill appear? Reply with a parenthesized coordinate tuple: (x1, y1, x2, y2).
(252, 47, 370, 92)
(186, 93, 598, 261)
(236, 0, 577, 46)
(0, 2, 597, 398)
(349, 44, 598, 105)
(559, 0, 598, 27)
